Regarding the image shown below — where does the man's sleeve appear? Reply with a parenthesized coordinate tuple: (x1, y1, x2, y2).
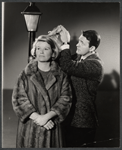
(58, 48, 103, 80)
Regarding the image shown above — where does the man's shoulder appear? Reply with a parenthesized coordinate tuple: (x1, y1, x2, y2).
(71, 53, 77, 60)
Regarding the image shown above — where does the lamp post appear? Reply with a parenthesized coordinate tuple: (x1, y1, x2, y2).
(21, 2, 42, 62)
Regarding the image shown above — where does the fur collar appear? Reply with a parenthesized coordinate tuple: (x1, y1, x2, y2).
(24, 60, 61, 76)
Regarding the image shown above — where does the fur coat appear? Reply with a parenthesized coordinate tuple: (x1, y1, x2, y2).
(12, 60, 72, 148)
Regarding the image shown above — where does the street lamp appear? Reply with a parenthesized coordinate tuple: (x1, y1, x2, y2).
(21, 2, 42, 62)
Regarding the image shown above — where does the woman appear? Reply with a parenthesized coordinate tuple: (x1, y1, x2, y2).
(12, 35, 72, 148)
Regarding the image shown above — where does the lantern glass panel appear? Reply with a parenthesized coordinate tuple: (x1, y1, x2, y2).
(24, 14, 39, 31)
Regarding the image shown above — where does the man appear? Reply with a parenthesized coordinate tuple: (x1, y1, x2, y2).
(48, 25, 104, 147)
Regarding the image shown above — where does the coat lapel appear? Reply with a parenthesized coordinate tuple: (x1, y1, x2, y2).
(45, 72, 57, 91)
(30, 72, 51, 111)
(25, 60, 60, 112)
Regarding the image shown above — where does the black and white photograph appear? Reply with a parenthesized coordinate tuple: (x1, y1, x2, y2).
(2, 1, 120, 148)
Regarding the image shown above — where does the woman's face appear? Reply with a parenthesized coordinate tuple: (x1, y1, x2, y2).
(35, 41, 53, 62)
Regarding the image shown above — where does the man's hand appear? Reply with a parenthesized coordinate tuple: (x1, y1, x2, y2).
(48, 25, 70, 45)
(48, 25, 62, 36)
(59, 25, 70, 44)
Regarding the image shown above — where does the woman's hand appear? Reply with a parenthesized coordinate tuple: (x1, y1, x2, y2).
(34, 114, 49, 126)
(43, 120, 55, 130)
(32, 111, 57, 127)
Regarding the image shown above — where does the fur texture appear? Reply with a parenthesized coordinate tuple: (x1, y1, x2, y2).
(12, 60, 72, 148)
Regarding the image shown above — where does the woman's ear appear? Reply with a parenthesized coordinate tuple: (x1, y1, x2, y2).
(89, 46, 95, 52)
(33, 50, 36, 58)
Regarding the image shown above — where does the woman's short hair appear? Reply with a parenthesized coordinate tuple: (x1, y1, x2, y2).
(83, 30, 101, 49)
(31, 35, 60, 60)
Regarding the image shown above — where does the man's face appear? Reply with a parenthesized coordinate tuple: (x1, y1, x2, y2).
(76, 34, 90, 55)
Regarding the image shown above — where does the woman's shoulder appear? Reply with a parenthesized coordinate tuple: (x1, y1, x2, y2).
(17, 70, 27, 81)
(24, 60, 38, 76)
(18, 61, 37, 80)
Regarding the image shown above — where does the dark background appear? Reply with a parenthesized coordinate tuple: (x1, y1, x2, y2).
(2, 2, 120, 148)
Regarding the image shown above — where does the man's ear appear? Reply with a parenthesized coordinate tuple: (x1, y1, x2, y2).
(89, 46, 95, 52)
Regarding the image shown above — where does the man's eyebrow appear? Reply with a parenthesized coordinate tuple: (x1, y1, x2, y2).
(79, 38, 84, 43)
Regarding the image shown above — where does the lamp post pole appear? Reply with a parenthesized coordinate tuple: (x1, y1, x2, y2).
(28, 31, 35, 62)
(21, 2, 42, 62)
